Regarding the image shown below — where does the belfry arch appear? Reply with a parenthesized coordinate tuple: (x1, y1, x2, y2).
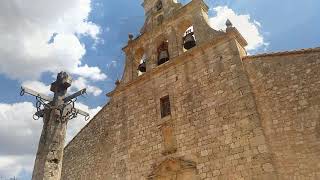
(182, 25, 196, 51)
(157, 40, 170, 65)
(176, 19, 196, 53)
(134, 47, 147, 76)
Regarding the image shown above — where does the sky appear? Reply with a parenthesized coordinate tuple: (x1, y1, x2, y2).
(0, 0, 319, 179)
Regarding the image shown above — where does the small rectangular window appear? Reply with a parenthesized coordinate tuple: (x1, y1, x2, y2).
(160, 95, 171, 118)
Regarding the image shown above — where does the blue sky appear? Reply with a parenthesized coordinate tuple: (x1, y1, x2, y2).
(0, 0, 319, 179)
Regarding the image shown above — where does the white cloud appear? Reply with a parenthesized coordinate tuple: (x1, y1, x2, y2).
(71, 77, 103, 96)
(22, 78, 103, 97)
(22, 81, 52, 96)
(0, 101, 101, 177)
(209, 6, 269, 51)
(0, 0, 106, 81)
(0, 155, 34, 178)
(87, 86, 103, 97)
(0, 102, 40, 177)
(107, 60, 118, 69)
(71, 64, 107, 81)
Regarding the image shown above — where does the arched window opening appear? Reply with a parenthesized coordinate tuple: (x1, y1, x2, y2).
(182, 26, 196, 52)
(137, 54, 147, 76)
(155, 0, 163, 11)
(157, 41, 169, 65)
(135, 48, 146, 77)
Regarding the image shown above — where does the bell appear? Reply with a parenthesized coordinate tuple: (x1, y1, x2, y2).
(138, 62, 146, 72)
(158, 50, 169, 65)
(183, 32, 196, 50)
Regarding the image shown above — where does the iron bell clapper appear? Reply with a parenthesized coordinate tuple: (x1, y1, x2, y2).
(138, 61, 146, 72)
(158, 50, 169, 65)
(183, 32, 196, 50)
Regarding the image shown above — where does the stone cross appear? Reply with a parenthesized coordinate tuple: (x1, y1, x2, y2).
(20, 72, 89, 180)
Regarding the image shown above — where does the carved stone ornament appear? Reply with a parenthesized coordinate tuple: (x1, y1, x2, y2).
(148, 158, 198, 180)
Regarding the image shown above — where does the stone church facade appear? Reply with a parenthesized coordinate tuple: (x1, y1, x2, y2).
(61, 0, 320, 179)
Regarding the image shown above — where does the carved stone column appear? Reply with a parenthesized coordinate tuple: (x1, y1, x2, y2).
(32, 108, 67, 180)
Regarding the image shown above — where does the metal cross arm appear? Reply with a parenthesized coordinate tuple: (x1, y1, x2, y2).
(75, 108, 90, 121)
(20, 75, 90, 122)
(64, 88, 87, 103)
(20, 86, 53, 102)
(35, 110, 45, 118)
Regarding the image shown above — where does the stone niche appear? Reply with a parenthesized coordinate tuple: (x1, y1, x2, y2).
(159, 122, 177, 155)
(148, 158, 199, 180)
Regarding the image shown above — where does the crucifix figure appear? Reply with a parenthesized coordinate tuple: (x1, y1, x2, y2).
(20, 72, 90, 180)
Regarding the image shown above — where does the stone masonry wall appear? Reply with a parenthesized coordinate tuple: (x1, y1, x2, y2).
(62, 38, 277, 180)
(244, 49, 320, 180)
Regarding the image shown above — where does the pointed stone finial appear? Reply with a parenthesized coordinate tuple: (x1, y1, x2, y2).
(226, 19, 233, 28)
(115, 79, 120, 86)
(128, 33, 134, 40)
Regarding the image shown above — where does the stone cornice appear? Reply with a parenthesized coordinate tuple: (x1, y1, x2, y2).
(243, 47, 320, 60)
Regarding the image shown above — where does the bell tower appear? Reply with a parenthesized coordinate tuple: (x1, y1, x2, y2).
(119, 0, 247, 84)
(142, 0, 180, 16)
(140, 0, 182, 34)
